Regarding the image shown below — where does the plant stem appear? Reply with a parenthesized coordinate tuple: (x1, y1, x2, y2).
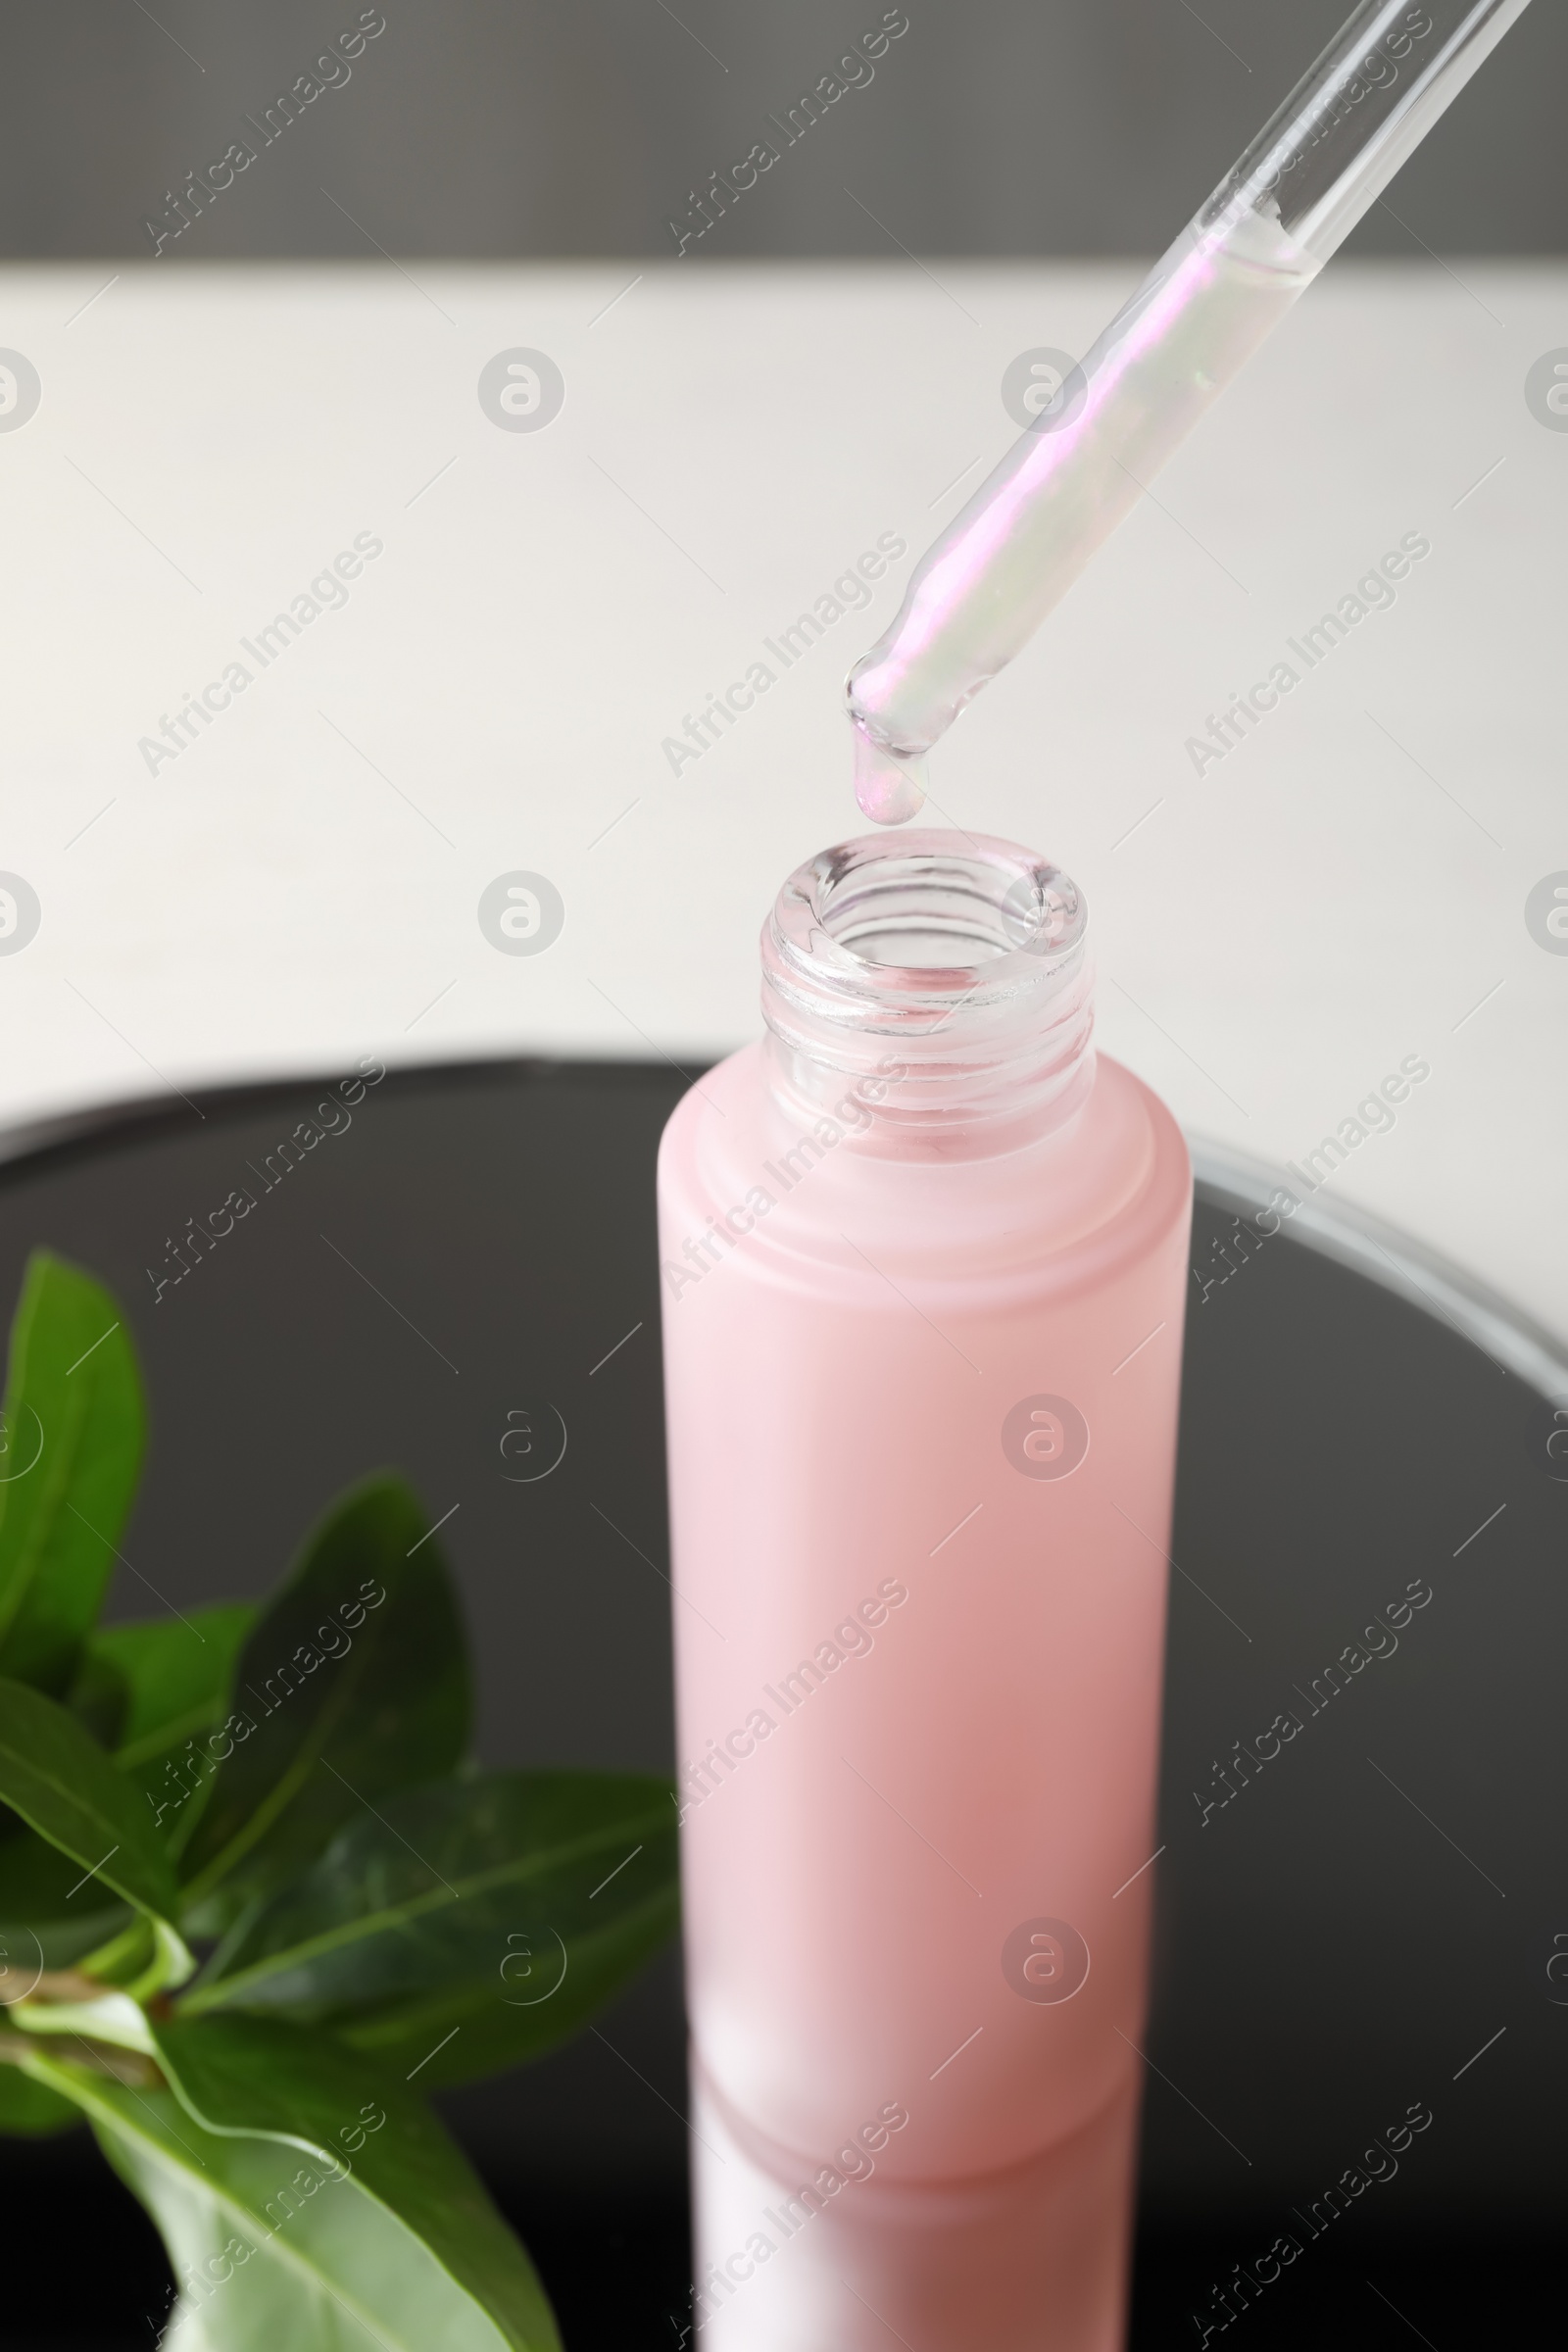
(1, 2028, 162, 2086)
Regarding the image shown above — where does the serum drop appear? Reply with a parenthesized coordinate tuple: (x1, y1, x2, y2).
(659, 831, 1191, 2349)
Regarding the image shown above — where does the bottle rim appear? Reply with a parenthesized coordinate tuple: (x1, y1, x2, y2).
(760, 831, 1095, 1152)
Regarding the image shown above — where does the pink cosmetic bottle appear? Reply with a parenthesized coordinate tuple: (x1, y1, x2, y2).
(658, 832, 1191, 2350)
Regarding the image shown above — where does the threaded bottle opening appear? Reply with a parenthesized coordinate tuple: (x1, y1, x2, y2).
(760, 831, 1094, 1153)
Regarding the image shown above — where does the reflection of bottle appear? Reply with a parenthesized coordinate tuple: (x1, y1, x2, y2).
(659, 832, 1191, 2350)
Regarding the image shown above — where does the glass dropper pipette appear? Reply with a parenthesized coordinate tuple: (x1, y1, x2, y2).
(846, 0, 1536, 823)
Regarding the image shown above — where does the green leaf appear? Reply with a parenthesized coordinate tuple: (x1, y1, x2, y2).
(94, 1602, 257, 1768)
(0, 2055, 80, 2135)
(0, 1814, 130, 1969)
(0, 1251, 146, 1692)
(182, 1771, 679, 2085)
(66, 1644, 131, 1749)
(22, 2030, 562, 2351)
(177, 1479, 471, 1910)
(88, 1604, 257, 1860)
(156, 2014, 562, 2349)
(0, 1675, 176, 1923)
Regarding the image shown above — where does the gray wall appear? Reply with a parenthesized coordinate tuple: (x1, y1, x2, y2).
(3, 0, 1562, 262)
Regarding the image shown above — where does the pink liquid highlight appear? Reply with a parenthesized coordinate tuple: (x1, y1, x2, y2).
(848, 209, 1319, 819)
(660, 1004, 1190, 2345)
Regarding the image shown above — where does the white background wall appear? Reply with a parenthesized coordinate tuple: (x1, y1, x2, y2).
(0, 257, 1563, 1335)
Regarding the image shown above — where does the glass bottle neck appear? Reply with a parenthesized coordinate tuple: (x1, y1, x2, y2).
(760, 831, 1095, 1160)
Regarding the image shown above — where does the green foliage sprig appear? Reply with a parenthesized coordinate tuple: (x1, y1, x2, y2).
(0, 1250, 678, 2349)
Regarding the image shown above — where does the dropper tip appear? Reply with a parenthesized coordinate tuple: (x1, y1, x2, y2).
(851, 723, 926, 826)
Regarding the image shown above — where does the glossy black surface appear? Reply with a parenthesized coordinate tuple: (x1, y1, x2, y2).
(0, 1059, 1559, 2345)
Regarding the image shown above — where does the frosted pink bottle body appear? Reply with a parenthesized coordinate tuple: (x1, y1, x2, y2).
(659, 835, 1191, 2350)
